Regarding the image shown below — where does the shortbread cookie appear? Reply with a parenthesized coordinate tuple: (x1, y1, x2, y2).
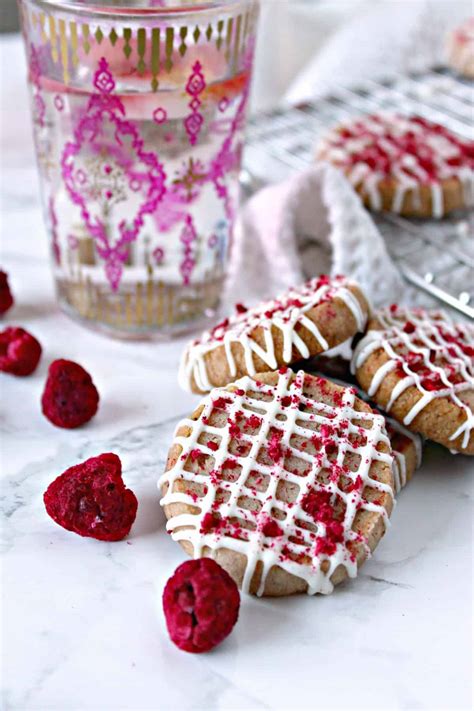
(447, 18, 474, 79)
(316, 113, 474, 218)
(179, 275, 369, 394)
(352, 305, 474, 454)
(159, 369, 394, 597)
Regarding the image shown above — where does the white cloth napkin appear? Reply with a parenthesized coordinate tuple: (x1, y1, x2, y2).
(226, 163, 404, 310)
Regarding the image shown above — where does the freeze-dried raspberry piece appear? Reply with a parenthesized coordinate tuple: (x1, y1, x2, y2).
(0, 327, 42, 376)
(43, 453, 137, 541)
(0, 271, 14, 315)
(163, 558, 240, 653)
(41, 359, 99, 428)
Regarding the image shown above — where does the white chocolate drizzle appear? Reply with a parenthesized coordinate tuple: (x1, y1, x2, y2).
(320, 376, 423, 494)
(178, 275, 367, 392)
(318, 113, 474, 217)
(159, 369, 394, 596)
(352, 306, 474, 450)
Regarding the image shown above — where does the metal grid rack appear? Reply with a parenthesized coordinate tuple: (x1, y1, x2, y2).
(242, 68, 474, 320)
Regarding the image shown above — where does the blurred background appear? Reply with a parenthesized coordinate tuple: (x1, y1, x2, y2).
(3, 0, 471, 112)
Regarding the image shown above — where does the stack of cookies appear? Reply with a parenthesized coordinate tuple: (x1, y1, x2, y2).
(159, 273, 473, 598)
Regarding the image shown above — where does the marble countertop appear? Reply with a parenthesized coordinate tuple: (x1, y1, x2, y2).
(1, 34, 473, 711)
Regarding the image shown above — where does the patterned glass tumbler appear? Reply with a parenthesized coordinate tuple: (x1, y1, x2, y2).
(18, 0, 259, 338)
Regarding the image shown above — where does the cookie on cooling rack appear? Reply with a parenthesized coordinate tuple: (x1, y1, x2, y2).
(447, 18, 474, 79)
(159, 369, 394, 597)
(352, 305, 474, 455)
(179, 275, 369, 394)
(316, 113, 474, 218)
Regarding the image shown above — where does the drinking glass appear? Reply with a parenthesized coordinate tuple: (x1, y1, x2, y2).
(18, 0, 259, 338)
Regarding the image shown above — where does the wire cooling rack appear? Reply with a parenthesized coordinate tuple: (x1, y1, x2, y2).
(242, 67, 474, 320)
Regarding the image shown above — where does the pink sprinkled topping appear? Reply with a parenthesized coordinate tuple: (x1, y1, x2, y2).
(261, 518, 283, 538)
(179, 275, 367, 393)
(353, 306, 474, 450)
(321, 113, 474, 183)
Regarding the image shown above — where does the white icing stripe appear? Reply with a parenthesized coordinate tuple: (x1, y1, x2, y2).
(178, 276, 367, 393)
(352, 307, 474, 450)
(318, 113, 474, 217)
(159, 370, 394, 596)
(392, 452, 405, 493)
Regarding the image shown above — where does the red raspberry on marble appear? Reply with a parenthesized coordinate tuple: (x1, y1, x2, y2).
(41, 359, 99, 428)
(0, 270, 14, 315)
(44, 453, 137, 541)
(0, 326, 42, 376)
(163, 558, 240, 653)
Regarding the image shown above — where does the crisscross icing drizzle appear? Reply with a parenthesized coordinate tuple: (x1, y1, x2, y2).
(318, 113, 474, 217)
(178, 275, 366, 392)
(159, 370, 393, 596)
(352, 306, 474, 449)
(324, 376, 423, 493)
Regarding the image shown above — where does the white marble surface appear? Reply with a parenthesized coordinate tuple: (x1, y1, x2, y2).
(1, 34, 473, 711)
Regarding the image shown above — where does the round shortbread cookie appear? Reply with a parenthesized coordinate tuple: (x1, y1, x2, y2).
(159, 369, 394, 597)
(352, 305, 474, 455)
(447, 18, 474, 79)
(316, 113, 474, 218)
(179, 275, 369, 394)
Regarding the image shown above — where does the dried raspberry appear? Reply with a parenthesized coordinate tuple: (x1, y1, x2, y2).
(403, 321, 416, 334)
(200, 512, 221, 533)
(343, 475, 363, 493)
(223, 458, 238, 469)
(162, 558, 240, 653)
(0, 271, 14, 315)
(261, 519, 283, 537)
(41, 359, 99, 428)
(43, 453, 137, 541)
(0, 326, 42, 376)
(267, 430, 284, 463)
(212, 396, 232, 410)
(246, 414, 262, 430)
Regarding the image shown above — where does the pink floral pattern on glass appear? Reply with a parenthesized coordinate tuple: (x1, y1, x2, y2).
(153, 107, 167, 125)
(179, 214, 197, 285)
(153, 246, 165, 265)
(54, 94, 65, 112)
(61, 58, 167, 290)
(52, 51, 252, 289)
(184, 61, 206, 146)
